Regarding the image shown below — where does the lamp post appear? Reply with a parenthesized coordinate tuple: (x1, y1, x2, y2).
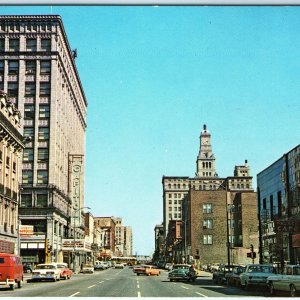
(72, 206, 90, 272)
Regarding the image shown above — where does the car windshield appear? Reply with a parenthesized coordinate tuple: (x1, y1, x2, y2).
(37, 265, 56, 270)
(248, 266, 275, 273)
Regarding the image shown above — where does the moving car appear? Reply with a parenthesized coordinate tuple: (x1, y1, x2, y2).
(23, 264, 33, 273)
(134, 265, 160, 276)
(0, 253, 23, 290)
(168, 268, 191, 282)
(164, 263, 173, 271)
(267, 265, 300, 297)
(81, 263, 94, 274)
(57, 263, 72, 280)
(31, 263, 61, 282)
(114, 263, 124, 269)
(240, 264, 276, 290)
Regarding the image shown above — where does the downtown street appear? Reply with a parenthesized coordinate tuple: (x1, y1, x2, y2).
(0, 267, 271, 297)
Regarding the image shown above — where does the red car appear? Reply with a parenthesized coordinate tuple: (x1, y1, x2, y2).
(56, 263, 72, 280)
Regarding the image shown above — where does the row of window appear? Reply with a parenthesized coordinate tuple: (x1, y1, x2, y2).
(22, 170, 48, 184)
(23, 148, 48, 162)
(167, 183, 187, 189)
(0, 60, 51, 75)
(168, 199, 182, 205)
(168, 193, 182, 198)
(24, 127, 49, 140)
(0, 38, 51, 52)
(168, 206, 182, 212)
(0, 22, 52, 33)
(24, 105, 49, 119)
(169, 213, 182, 219)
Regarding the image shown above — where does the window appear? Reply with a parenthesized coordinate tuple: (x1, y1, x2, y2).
(37, 170, 48, 184)
(22, 170, 33, 184)
(39, 106, 49, 118)
(38, 127, 49, 140)
(0, 39, 4, 51)
(20, 194, 32, 207)
(7, 83, 18, 97)
(38, 148, 48, 162)
(9, 39, 19, 51)
(41, 39, 51, 51)
(40, 61, 51, 74)
(168, 207, 172, 211)
(0, 61, 3, 74)
(24, 127, 34, 139)
(23, 149, 34, 161)
(25, 61, 36, 74)
(203, 219, 213, 229)
(25, 84, 36, 96)
(168, 200, 172, 204)
(40, 83, 50, 95)
(8, 61, 19, 74)
(168, 194, 172, 198)
(36, 194, 47, 207)
(26, 39, 37, 51)
(203, 203, 212, 213)
(203, 235, 213, 245)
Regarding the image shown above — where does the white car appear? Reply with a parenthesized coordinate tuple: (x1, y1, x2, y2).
(81, 263, 94, 274)
(31, 263, 61, 282)
(267, 265, 300, 297)
(240, 264, 277, 290)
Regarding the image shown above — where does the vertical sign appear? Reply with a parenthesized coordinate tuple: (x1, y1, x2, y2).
(69, 154, 84, 226)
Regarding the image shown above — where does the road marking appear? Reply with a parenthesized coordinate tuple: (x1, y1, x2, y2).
(88, 284, 96, 289)
(137, 284, 140, 288)
(195, 292, 208, 297)
(181, 285, 189, 289)
(99, 281, 104, 284)
(69, 292, 80, 297)
(137, 291, 141, 297)
(106, 278, 111, 280)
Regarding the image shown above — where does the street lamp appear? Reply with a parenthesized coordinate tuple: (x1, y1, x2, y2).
(73, 206, 90, 272)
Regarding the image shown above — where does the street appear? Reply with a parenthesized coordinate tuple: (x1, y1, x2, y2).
(0, 267, 272, 297)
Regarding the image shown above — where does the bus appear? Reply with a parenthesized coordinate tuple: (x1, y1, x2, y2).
(110, 256, 137, 266)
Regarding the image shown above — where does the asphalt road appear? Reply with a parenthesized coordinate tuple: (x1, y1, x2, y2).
(0, 267, 272, 297)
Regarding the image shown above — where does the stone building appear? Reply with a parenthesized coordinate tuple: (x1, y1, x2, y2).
(114, 217, 124, 256)
(257, 144, 300, 269)
(153, 224, 164, 263)
(0, 15, 87, 265)
(162, 125, 258, 264)
(0, 91, 24, 254)
(124, 226, 132, 257)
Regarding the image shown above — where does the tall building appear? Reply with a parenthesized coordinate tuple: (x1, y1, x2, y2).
(124, 226, 132, 257)
(162, 125, 257, 264)
(114, 217, 124, 256)
(162, 125, 253, 237)
(0, 91, 24, 254)
(257, 144, 300, 268)
(0, 15, 87, 265)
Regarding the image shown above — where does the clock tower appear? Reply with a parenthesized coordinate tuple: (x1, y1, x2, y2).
(196, 124, 218, 178)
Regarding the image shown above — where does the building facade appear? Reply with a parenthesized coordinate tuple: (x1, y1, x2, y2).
(0, 15, 87, 265)
(124, 226, 132, 257)
(257, 144, 300, 269)
(0, 91, 24, 254)
(162, 125, 257, 265)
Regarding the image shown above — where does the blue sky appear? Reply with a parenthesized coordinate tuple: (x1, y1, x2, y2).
(1, 6, 300, 255)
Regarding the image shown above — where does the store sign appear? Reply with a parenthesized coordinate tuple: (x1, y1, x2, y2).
(19, 225, 34, 236)
(62, 239, 91, 252)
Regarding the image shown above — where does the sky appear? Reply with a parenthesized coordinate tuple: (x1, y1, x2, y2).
(1, 5, 300, 256)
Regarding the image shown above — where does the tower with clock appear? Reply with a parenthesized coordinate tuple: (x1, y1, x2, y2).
(196, 124, 217, 178)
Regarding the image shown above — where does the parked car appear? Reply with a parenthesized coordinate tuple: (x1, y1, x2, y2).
(212, 264, 241, 284)
(94, 261, 106, 271)
(81, 263, 94, 274)
(23, 264, 33, 273)
(240, 264, 277, 290)
(31, 263, 61, 282)
(56, 263, 72, 280)
(164, 263, 173, 271)
(0, 253, 23, 290)
(225, 266, 246, 287)
(267, 265, 300, 297)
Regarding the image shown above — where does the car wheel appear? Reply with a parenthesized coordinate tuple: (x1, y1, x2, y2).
(269, 282, 275, 295)
(9, 284, 15, 290)
(245, 281, 250, 291)
(170, 279, 173, 282)
(290, 284, 297, 297)
(137, 273, 140, 276)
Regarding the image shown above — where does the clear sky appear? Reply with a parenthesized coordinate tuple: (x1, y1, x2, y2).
(1, 5, 300, 255)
